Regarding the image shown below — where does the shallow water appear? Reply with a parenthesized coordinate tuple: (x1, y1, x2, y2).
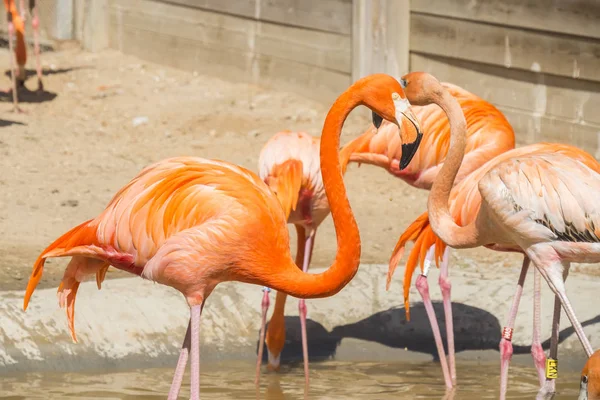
(0, 360, 581, 399)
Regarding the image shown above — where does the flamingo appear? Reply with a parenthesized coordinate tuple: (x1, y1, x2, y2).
(340, 81, 515, 388)
(3, 0, 43, 112)
(22, 73, 423, 400)
(254, 131, 324, 385)
(388, 141, 600, 398)
(580, 350, 600, 399)
(399, 71, 600, 399)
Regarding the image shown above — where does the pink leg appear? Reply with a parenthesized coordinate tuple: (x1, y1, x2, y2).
(255, 287, 271, 385)
(190, 304, 202, 400)
(499, 257, 530, 400)
(438, 246, 456, 385)
(19, 0, 26, 20)
(416, 246, 452, 389)
(30, 1, 43, 91)
(531, 267, 546, 387)
(6, 12, 22, 113)
(537, 266, 569, 399)
(168, 321, 191, 400)
(298, 230, 315, 387)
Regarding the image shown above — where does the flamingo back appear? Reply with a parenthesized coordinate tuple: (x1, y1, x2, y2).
(24, 157, 290, 341)
(259, 131, 329, 228)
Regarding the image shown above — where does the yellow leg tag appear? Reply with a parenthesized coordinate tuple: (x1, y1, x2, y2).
(545, 358, 558, 379)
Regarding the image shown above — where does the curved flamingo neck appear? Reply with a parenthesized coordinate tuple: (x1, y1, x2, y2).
(427, 89, 480, 248)
(266, 88, 361, 298)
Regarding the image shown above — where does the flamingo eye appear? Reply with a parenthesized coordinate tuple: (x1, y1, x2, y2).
(391, 92, 401, 101)
(582, 375, 588, 384)
(400, 78, 407, 88)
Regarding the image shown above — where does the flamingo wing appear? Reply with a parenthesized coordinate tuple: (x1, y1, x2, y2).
(480, 152, 600, 244)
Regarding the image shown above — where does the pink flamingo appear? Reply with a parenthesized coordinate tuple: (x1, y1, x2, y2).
(22, 73, 422, 400)
(389, 141, 600, 399)
(341, 81, 515, 388)
(255, 130, 328, 385)
(3, 0, 43, 112)
(400, 71, 599, 398)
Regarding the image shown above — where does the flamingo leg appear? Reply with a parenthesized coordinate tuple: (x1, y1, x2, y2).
(190, 304, 202, 400)
(5, 8, 23, 113)
(534, 257, 593, 356)
(499, 256, 530, 400)
(167, 321, 191, 400)
(298, 229, 315, 387)
(438, 246, 456, 385)
(537, 266, 569, 399)
(255, 287, 271, 385)
(415, 245, 452, 390)
(531, 266, 547, 387)
(30, 0, 42, 91)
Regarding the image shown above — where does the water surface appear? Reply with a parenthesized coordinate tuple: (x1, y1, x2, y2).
(0, 360, 581, 399)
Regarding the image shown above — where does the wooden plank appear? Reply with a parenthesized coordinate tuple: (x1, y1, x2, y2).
(258, 0, 352, 35)
(352, 0, 410, 82)
(255, 22, 351, 74)
(110, 0, 350, 73)
(159, 0, 257, 19)
(108, 0, 350, 101)
(411, 0, 600, 40)
(410, 53, 600, 156)
(411, 13, 600, 82)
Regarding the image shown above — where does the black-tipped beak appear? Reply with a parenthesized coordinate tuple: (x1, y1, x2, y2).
(399, 131, 423, 170)
(372, 111, 383, 129)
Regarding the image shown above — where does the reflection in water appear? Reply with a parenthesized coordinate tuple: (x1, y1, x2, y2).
(0, 360, 581, 399)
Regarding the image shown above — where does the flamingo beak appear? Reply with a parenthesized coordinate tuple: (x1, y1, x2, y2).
(394, 98, 423, 170)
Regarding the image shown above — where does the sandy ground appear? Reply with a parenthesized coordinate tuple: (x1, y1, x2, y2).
(0, 45, 598, 295)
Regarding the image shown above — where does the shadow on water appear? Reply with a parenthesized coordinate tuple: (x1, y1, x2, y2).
(257, 302, 600, 365)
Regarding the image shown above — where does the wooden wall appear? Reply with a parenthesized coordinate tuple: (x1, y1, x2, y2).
(409, 0, 600, 155)
(106, 0, 352, 102)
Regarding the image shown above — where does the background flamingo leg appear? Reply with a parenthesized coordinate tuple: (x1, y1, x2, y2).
(531, 267, 546, 386)
(167, 321, 191, 400)
(499, 257, 530, 400)
(438, 246, 456, 384)
(537, 265, 569, 399)
(415, 246, 452, 389)
(298, 229, 315, 387)
(30, 0, 43, 91)
(5, 11, 22, 112)
(255, 287, 271, 385)
(190, 304, 202, 400)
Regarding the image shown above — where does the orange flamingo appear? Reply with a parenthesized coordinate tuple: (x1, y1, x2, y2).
(341, 81, 515, 388)
(389, 141, 600, 399)
(22, 73, 422, 400)
(580, 350, 600, 399)
(3, 0, 43, 112)
(399, 71, 600, 399)
(254, 131, 331, 385)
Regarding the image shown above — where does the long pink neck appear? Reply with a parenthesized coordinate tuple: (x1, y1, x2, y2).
(427, 90, 481, 248)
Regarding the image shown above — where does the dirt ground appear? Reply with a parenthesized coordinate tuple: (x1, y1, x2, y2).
(0, 46, 596, 292)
